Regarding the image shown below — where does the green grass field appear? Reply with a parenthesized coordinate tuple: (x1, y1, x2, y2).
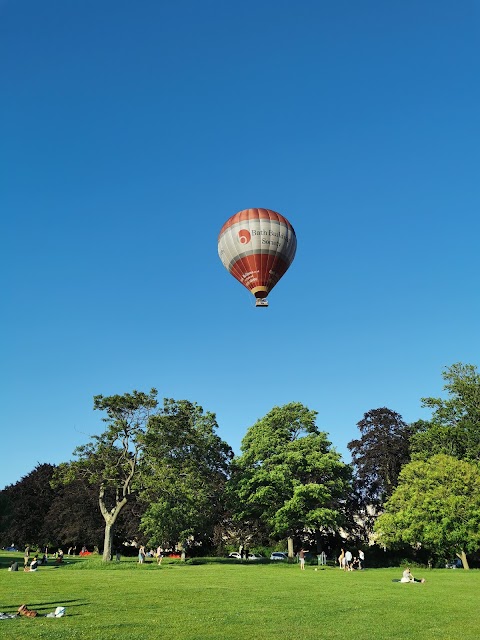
(1, 553, 478, 639)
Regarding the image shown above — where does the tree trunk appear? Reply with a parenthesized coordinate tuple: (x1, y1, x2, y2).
(103, 523, 113, 563)
(315, 531, 322, 554)
(456, 550, 469, 570)
(98, 487, 127, 562)
(287, 537, 294, 563)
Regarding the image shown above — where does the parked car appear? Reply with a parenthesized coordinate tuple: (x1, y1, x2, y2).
(247, 553, 264, 561)
(228, 552, 242, 559)
(445, 558, 463, 569)
(270, 552, 288, 561)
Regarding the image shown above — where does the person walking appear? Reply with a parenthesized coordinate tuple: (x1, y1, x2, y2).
(156, 546, 163, 565)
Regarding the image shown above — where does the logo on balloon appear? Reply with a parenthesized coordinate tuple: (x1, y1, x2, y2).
(238, 229, 251, 244)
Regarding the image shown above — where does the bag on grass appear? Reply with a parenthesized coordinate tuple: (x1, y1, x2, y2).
(18, 605, 38, 617)
(46, 606, 66, 618)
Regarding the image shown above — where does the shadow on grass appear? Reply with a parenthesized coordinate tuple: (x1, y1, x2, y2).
(3, 599, 87, 613)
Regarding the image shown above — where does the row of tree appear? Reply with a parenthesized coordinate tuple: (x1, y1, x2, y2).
(1, 363, 479, 567)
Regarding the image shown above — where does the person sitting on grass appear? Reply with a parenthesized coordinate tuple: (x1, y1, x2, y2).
(24, 556, 39, 572)
(400, 567, 425, 583)
(8, 560, 19, 571)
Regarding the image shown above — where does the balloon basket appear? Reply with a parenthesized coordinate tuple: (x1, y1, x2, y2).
(255, 298, 269, 308)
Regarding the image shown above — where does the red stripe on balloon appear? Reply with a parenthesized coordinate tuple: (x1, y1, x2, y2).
(229, 254, 291, 297)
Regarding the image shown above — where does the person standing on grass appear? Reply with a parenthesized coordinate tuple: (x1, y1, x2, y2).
(344, 549, 353, 571)
(358, 549, 365, 569)
(299, 548, 308, 570)
(24, 545, 30, 567)
(156, 547, 163, 565)
(138, 545, 145, 563)
(338, 549, 345, 570)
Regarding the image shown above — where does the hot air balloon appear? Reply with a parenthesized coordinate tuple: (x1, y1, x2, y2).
(218, 208, 297, 307)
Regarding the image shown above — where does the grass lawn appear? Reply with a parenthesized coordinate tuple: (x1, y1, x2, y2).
(0, 553, 479, 639)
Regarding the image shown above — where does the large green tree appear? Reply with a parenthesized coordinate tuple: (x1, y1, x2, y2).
(228, 403, 351, 551)
(374, 454, 480, 569)
(55, 389, 158, 561)
(410, 363, 480, 461)
(140, 399, 232, 554)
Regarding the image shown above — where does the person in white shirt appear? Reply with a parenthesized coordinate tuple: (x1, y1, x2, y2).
(400, 567, 425, 583)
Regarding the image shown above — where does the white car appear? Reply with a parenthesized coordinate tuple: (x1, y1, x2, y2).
(228, 552, 242, 559)
(270, 552, 288, 561)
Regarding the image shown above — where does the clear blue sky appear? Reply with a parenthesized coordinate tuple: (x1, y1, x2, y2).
(2, 1, 479, 490)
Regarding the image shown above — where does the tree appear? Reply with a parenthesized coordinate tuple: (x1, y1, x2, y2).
(374, 454, 480, 569)
(228, 403, 351, 550)
(347, 407, 411, 515)
(55, 389, 158, 561)
(140, 399, 232, 554)
(410, 363, 480, 461)
(0, 464, 56, 549)
(40, 477, 107, 551)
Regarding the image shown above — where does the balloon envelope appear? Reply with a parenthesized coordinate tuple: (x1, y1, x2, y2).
(218, 208, 296, 299)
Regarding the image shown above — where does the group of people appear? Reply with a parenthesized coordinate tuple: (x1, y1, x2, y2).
(7, 546, 65, 572)
(338, 548, 365, 571)
(20, 546, 46, 571)
(238, 545, 251, 560)
(137, 545, 164, 564)
(8, 556, 39, 572)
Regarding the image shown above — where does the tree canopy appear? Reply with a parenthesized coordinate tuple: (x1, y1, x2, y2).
(0, 464, 56, 549)
(348, 407, 411, 507)
(4, 362, 480, 565)
(410, 363, 480, 462)
(55, 388, 158, 561)
(228, 403, 351, 546)
(374, 454, 480, 569)
(140, 399, 233, 552)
